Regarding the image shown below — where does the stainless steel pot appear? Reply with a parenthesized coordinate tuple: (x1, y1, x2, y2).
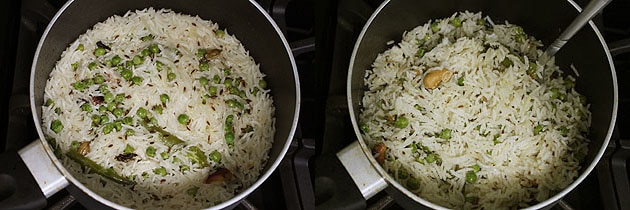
(0, 0, 300, 209)
(341, 0, 618, 209)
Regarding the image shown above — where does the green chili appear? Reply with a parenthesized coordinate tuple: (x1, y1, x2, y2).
(186, 146, 208, 167)
(66, 149, 135, 185)
(457, 76, 465, 86)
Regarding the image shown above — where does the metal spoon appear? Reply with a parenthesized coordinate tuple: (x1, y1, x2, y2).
(541, 0, 612, 64)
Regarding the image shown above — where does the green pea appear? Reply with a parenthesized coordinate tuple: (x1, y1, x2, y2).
(51, 120, 63, 133)
(466, 196, 479, 204)
(224, 78, 233, 87)
(225, 99, 243, 109)
(45, 99, 54, 107)
(136, 108, 147, 119)
(110, 55, 122, 66)
(121, 69, 133, 80)
(196, 49, 206, 58)
(71, 62, 79, 70)
(155, 61, 164, 71)
(125, 60, 134, 68)
(226, 114, 234, 125)
(113, 108, 124, 117)
(397, 167, 409, 179)
(199, 62, 210, 71)
(149, 44, 160, 54)
(431, 22, 439, 33)
(224, 68, 231, 75)
(122, 116, 133, 125)
(153, 167, 167, 176)
(425, 153, 436, 163)
(258, 79, 267, 89)
(177, 114, 190, 125)
(251, 87, 259, 95)
(416, 47, 426, 58)
(123, 144, 134, 154)
(88, 62, 98, 70)
(54, 107, 61, 115)
(103, 123, 114, 134)
(114, 94, 125, 104)
(83, 78, 94, 87)
(167, 72, 176, 81)
(457, 76, 465, 86)
(70, 141, 80, 150)
(73, 81, 85, 91)
(213, 75, 221, 84)
(98, 105, 107, 114)
(98, 85, 109, 94)
(160, 94, 169, 104)
(360, 123, 369, 133)
(141, 34, 154, 41)
(406, 178, 420, 190)
(534, 124, 544, 135)
(94, 48, 106, 57)
(94, 74, 105, 84)
(215, 29, 225, 38)
(466, 170, 477, 184)
(186, 186, 199, 196)
(132, 55, 143, 65)
(146, 146, 156, 157)
(104, 92, 114, 103)
(493, 134, 501, 145)
(160, 151, 169, 160)
(450, 17, 462, 27)
(125, 129, 135, 136)
(209, 150, 221, 162)
(501, 57, 513, 68)
(477, 18, 486, 26)
(100, 115, 110, 124)
(439, 128, 452, 139)
(225, 132, 235, 145)
(106, 103, 115, 112)
(131, 76, 143, 85)
(91, 115, 101, 124)
(208, 86, 218, 96)
(81, 103, 92, 112)
(472, 164, 481, 172)
(559, 126, 569, 137)
(141, 49, 150, 57)
(395, 116, 409, 129)
(199, 77, 209, 86)
(76, 44, 84, 51)
(153, 105, 163, 115)
(180, 165, 190, 173)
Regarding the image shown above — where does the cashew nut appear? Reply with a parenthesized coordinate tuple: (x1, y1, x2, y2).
(423, 68, 453, 89)
(78, 141, 91, 156)
(373, 143, 387, 165)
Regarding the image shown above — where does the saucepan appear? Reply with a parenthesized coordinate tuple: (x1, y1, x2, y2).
(0, 0, 300, 209)
(341, 0, 617, 209)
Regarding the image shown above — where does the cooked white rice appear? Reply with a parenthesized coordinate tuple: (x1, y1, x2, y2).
(360, 11, 591, 209)
(41, 8, 275, 209)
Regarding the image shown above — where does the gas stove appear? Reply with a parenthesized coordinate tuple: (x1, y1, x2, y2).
(1, 0, 629, 209)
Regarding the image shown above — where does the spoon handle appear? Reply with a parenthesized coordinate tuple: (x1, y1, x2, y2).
(544, 0, 612, 57)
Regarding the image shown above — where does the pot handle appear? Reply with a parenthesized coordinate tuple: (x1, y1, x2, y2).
(336, 141, 388, 199)
(0, 140, 68, 209)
